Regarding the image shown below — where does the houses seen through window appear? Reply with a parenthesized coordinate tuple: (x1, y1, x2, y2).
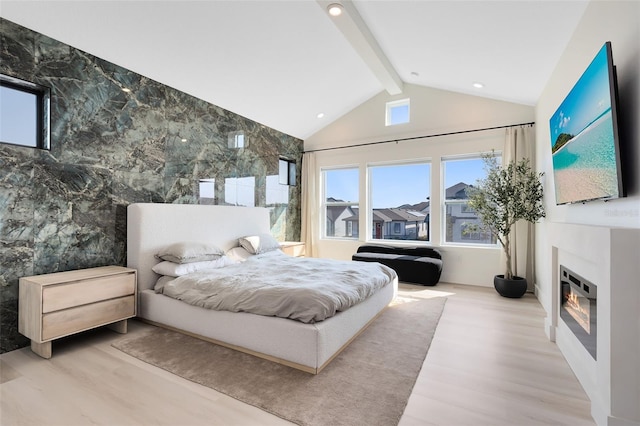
(323, 168, 359, 238)
(368, 162, 430, 242)
(442, 155, 499, 245)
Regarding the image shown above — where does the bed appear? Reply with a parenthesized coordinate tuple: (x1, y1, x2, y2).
(127, 203, 398, 374)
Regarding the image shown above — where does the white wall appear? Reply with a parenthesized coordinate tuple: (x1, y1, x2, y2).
(305, 83, 534, 286)
(534, 2, 640, 425)
(535, 0, 639, 331)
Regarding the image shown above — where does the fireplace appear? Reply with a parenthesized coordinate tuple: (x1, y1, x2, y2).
(559, 265, 597, 360)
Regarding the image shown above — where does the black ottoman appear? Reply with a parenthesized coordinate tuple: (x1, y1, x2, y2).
(352, 244, 443, 286)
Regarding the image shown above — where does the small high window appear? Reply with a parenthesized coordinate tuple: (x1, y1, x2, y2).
(0, 74, 50, 150)
(279, 158, 296, 186)
(228, 130, 245, 149)
(385, 98, 410, 126)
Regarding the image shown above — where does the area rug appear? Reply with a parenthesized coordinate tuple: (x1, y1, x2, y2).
(112, 296, 446, 426)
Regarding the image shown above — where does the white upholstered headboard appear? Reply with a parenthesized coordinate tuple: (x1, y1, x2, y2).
(127, 203, 271, 291)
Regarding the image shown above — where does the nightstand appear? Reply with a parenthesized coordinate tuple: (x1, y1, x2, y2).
(280, 242, 306, 257)
(19, 266, 137, 359)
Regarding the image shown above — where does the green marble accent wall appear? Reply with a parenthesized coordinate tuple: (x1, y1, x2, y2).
(0, 18, 303, 353)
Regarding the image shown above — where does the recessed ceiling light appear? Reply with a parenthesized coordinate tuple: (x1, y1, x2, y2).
(122, 87, 132, 93)
(181, 138, 187, 143)
(317, 113, 325, 119)
(473, 82, 484, 89)
(327, 3, 343, 17)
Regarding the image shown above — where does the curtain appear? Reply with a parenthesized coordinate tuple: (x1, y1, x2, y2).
(503, 125, 536, 290)
(301, 151, 318, 257)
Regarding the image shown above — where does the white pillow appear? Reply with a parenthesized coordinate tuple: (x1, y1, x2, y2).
(155, 242, 224, 264)
(238, 233, 281, 254)
(226, 246, 253, 262)
(152, 256, 237, 277)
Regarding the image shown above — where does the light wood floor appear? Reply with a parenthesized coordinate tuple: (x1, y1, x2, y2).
(0, 283, 595, 426)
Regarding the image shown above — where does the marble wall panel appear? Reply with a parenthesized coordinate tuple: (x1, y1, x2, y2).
(0, 18, 303, 353)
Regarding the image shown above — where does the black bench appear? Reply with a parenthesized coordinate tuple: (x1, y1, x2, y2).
(352, 244, 443, 286)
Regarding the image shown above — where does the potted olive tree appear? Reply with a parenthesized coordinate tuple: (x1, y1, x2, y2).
(465, 153, 545, 298)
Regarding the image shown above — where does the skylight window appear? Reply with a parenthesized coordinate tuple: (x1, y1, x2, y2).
(385, 98, 410, 126)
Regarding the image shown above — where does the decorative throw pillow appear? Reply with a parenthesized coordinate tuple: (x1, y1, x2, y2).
(155, 242, 224, 264)
(238, 233, 281, 255)
(151, 256, 237, 277)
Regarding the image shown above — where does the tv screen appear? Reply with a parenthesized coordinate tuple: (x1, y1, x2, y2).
(549, 42, 624, 205)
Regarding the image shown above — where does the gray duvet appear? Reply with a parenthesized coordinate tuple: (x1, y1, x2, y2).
(162, 252, 397, 323)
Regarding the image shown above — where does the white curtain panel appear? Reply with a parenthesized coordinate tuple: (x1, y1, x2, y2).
(301, 151, 318, 257)
(503, 125, 537, 290)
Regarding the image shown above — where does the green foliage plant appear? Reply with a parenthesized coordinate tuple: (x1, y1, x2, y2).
(465, 152, 545, 280)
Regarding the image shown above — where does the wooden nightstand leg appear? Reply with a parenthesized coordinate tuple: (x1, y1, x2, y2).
(107, 319, 128, 334)
(31, 341, 52, 359)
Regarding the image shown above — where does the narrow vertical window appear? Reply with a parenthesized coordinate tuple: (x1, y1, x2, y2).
(442, 155, 500, 245)
(279, 158, 296, 186)
(199, 179, 216, 205)
(224, 176, 255, 207)
(266, 175, 289, 205)
(322, 168, 359, 239)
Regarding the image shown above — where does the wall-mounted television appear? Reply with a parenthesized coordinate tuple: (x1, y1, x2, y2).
(549, 41, 624, 205)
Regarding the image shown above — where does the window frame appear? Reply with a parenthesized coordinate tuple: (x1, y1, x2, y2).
(0, 74, 51, 150)
(441, 153, 501, 247)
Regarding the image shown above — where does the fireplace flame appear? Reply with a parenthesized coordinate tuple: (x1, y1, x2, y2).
(565, 290, 590, 334)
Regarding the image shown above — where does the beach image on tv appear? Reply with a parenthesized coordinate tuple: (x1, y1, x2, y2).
(549, 44, 619, 205)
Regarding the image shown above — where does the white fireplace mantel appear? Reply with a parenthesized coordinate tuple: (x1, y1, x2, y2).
(546, 222, 640, 426)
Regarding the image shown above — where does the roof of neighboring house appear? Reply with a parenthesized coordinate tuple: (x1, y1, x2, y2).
(345, 208, 426, 223)
(326, 205, 353, 222)
(340, 182, 474, 222)
(397, 201, 430, 212)
(446, 182, 471, 199)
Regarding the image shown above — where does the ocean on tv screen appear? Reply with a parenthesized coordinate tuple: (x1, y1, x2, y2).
(552, 112, 619, 204)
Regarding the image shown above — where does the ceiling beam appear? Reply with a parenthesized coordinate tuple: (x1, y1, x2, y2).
(317, 0, 404, 95)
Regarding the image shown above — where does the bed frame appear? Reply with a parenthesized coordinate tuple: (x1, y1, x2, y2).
(127, 203, 397, 374)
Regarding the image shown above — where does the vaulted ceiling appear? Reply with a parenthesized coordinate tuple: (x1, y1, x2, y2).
(1, 1, 589, 140)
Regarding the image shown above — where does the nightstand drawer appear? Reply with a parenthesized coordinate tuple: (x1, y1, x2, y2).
(42, 273, 136, 313)
(280, 242, 305, 257)
(42, 295, 135, 341)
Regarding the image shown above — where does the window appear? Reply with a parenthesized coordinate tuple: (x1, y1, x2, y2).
(224, 176, 255, 207)
(227, 131, 245, 149)
(278, 157, 296, 186)
(442, 155, 500, 245)
(322, 168, 359, 238)
(385, 98, 410, 126)
(368, 162, 430, 242)
(266, 175, 289, 206)
(199, 178, 216, 205)
(0, 74, 50, 149)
